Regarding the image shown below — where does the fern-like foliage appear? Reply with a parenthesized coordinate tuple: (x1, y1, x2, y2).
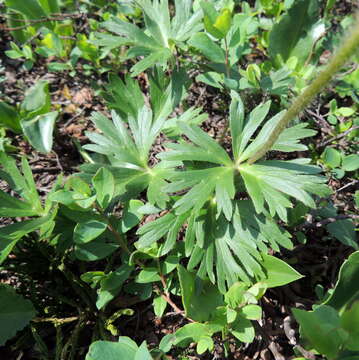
(82, 85, 329, 291)
(99, 0, 203, 75)
(80, 71, 206, 205)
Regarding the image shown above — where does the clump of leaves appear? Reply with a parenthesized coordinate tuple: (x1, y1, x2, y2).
(100, 0, 203, 75)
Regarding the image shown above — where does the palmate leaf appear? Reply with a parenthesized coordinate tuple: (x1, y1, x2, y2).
(103, 74, 145, 120)
(188, 201, 293, 292)
(81, 71, 194, 207)
(138, 93, 328, 290)
(100, 0, 202, 74)
(137, 200, 292, 292)
(158, 95, 324, 221)
(229, 92, 316, 163)
(103, 68, 188, 125)
(84, 108, 163, 170)
(239, 160, 330, 221)
(135, 0, 203, 45)
(162, 166, 235, 220)
(81, 108, 177, 207)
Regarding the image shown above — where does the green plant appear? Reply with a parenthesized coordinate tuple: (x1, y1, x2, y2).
(98, 0, 203, 76)
(293, 251, 359, 360)
(86, 337, 155, 360)
(158, 261, 301, 355)
(0, 80, 58, 153)
(1, 0, 359, 358)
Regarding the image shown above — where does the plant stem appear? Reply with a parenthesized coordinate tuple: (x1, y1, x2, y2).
(155, 258, 190, 318)
(55, 325, 63, 360)
(224, 37, 230, 78)
(247, 14, 359, 165)
(32, 316, 78, 325)
(95, 204, 131, 254)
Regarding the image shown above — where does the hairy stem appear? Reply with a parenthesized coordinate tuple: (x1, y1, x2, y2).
(248, 14, 359, 165)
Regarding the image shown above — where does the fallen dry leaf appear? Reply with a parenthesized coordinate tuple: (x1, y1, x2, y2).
(73, 87, 93, 105)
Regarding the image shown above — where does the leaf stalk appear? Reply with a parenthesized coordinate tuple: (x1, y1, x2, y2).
(248, 13, 359, 164)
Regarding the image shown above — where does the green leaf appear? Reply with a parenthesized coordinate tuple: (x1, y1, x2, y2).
(225, 282, 247, 308)
(239, 161, 329, 221)
(161, 254, 180, 275)
(130, 48, 172, 77)
(213, 9, 232, 37)
(0, 190, 39, 217)
(5, 13, 29, 43)
(261, 254, 303, 288)
(173, 122, 232, 165)
(237, 101, 271, 158)
(92, 167, 115, 209)
(85, 338, 138, 360)
(160, 323, 220, 351)
(240, 304, 262, 320)
(229, 91, 245, 160)
(178, 265, 223, 322)
(38, 0, 59, 14)
(101, 0, 201, 74)
(341, 301, 359, 351)
(335, 107, 355, 117)
(67, 176, 91, 196)
(134, 342, 152, 360)
(81, 271, 105, 285)
(269, 0, 322, 66)
(326, 220, 358, 250)
(324, 251, 359, 311)
(0, 215, 52, 264)
(73, 220, 108, 244)
(0, 102, 21, 133)
(273, 123, 316, 152)
(231, 315, 255, 343)
(260, 68, 296, 96)
(181, 200, 292, 292)
(119, 200, 144, 234)
(189, 33, 226, 63)
(47, 62, 72, 72)
(147, 171, 170, 209)
(342, 154, 359, 172)
(292, 306, 343, 359)
(321, 147, 342, 169)
(137, 268, 161, 283)
(153, 295, 167, 317)
(96, 265, 133, 310)
(20, 156, 43, 212)
(196, 336, 214, 354)
(74, 241, 118, 262)
(0, 284, 36, 346)
(201, 2, 223, 39)
(201, 2, 232, 39)
(21, 111, 58, 153)
(0, 154, 42, 210)
(137, 211, 188, 256)
(5, 0, 47, 20)
(104, 74, 144, 120)
(21, 80, 51, 115)
(215, 169, 235, 220)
